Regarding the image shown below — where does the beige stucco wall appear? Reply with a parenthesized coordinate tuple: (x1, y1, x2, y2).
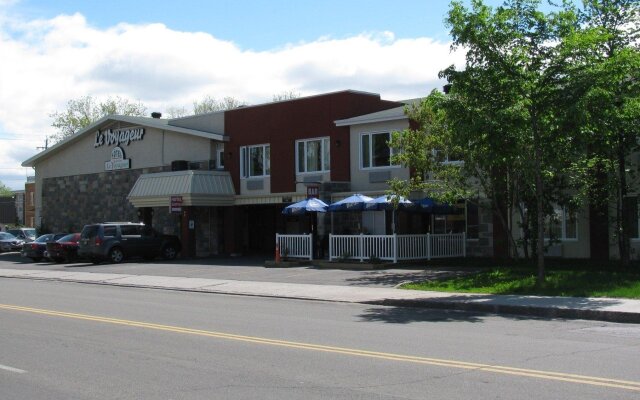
(348, 120, 410, 193)
(32, 121, 219, 225)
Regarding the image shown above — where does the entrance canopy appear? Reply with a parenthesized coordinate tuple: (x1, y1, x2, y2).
(128, 170, 235, 208)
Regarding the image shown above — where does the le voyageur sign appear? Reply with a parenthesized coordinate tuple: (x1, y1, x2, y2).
(94, 127, 145, 148)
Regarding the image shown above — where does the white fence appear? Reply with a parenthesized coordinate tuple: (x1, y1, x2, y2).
(329, 233, 466, 262)
(276, 234, 313, 260)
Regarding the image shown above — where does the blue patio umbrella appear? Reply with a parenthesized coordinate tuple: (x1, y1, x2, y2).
(417, 197, 458, 214)
(364, 195, 413, 233)
(327, 193, 374, 212)
(364, 195, 413, 211)
(282, 197, 329, 215)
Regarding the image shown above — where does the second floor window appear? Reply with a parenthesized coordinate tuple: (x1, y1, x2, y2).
(361, 132, 395, 169)
(296, 137, 330, 173)
(240, 144, 270, 178)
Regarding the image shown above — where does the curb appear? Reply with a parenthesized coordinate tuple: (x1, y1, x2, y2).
(370, 298, 640, 324)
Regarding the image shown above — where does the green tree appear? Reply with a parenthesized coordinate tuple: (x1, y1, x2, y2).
(563, 0, 640, 266)
(50, 96, 147, 143)
(434, 0, 581, 282)
(0, 181, 12, 196)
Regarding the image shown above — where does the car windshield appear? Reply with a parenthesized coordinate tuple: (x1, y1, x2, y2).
(58, 233, 79, 243)
(0, 232, 17, 240)
(24, 229, 36, 238)
(35, 234, 53, 243)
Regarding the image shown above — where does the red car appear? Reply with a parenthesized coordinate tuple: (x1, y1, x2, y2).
(46, 233, 81, 263)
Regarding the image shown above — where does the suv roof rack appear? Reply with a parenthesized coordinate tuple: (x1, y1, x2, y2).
(101, 222, 144, 225)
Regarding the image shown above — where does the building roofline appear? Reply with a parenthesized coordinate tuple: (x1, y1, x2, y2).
(22, 115, 227, 167)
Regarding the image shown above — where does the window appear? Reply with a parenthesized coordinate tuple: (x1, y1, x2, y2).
(120, 225, 142, 236)
(361, 132, 395, 169)
(296, 137, 330, 173)
(433, 149, 463, 165)
(240, 144, 270, 178)
(431, 202, 474, 236)
(217, 149, 224, 169)
(544, 206, 577, 241)
(103, 226, 117, 237)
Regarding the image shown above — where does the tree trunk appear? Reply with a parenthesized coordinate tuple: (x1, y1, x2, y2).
(618, 130, 630, 267)
(532, 114, 545, 284)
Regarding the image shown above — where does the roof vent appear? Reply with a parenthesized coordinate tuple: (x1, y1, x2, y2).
(151, 112, 162, 119)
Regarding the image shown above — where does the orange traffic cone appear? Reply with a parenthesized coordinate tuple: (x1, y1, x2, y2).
(275, 242, 281, 263)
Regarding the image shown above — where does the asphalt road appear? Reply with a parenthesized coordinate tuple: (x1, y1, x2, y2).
(1, 278, 639, 399)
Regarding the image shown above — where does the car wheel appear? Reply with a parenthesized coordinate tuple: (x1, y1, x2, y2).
(31, 257, 42, 262)
(108, 247, 124, 264)
(161, 245, 177, 260)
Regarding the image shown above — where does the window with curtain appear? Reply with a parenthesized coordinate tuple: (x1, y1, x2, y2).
(296, 137, 330, 173)
(240, 144, 270, 178)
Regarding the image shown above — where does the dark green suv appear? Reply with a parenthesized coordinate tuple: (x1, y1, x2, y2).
(78, 222, 181, 264)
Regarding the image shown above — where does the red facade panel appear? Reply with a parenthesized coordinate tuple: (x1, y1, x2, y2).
(224, 91, 400, 193)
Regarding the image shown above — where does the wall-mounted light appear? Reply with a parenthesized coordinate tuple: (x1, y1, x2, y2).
(335, 139, 341, 148)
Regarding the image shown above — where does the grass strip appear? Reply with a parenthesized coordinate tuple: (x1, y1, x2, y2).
(401, 268, 640, 299)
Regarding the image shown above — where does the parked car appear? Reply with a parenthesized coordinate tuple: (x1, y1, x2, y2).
(21, 233, 68, 262)
(45, 233, 82, 263)
(78, 222, 181, 264)
(0, 232, 25, 252)
(6, 228, 37, 243)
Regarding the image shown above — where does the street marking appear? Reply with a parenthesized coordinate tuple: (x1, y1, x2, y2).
(0, 363, 26, 374)
(1, 303, 639, 392)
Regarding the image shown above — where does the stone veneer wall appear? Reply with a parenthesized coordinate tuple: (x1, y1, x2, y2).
(193, 207, 223, 257)
(467, 202, 494, 257)
(41, 167, 166, 233)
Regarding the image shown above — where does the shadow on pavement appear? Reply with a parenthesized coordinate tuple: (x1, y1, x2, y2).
(344, 269, 481, 287)
(357, 306, 487, 324)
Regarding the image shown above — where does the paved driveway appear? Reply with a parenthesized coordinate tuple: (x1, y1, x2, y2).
(0, 252, 474, 288)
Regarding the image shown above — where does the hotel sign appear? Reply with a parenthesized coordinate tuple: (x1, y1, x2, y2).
(105, 146, 131, 171)
(94, 127, 145, 148)
(170, 196, 183, 213)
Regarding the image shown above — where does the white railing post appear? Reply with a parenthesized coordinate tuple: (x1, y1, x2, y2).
(308, 233, 313, 260)
(329, 234, 334, 261)
(359, 233, 364, 262)
(463, 232, 466, 257)
(392, 233, 397, 263)
(427, 233, 431, 260)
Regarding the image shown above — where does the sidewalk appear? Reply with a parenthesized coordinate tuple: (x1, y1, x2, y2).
(1, 267, 639, 323)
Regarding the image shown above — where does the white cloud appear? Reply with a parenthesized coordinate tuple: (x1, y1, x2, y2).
(0, 9, 464, 190)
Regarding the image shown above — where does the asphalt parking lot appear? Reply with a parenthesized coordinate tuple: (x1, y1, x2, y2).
(0, 251, 470, 288)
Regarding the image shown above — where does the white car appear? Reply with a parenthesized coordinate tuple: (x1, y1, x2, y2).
(0, 232, 25, 252)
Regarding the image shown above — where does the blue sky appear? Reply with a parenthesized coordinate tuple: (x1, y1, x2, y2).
(0, 0, 513, 190)
(16, 0, 455, 49)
